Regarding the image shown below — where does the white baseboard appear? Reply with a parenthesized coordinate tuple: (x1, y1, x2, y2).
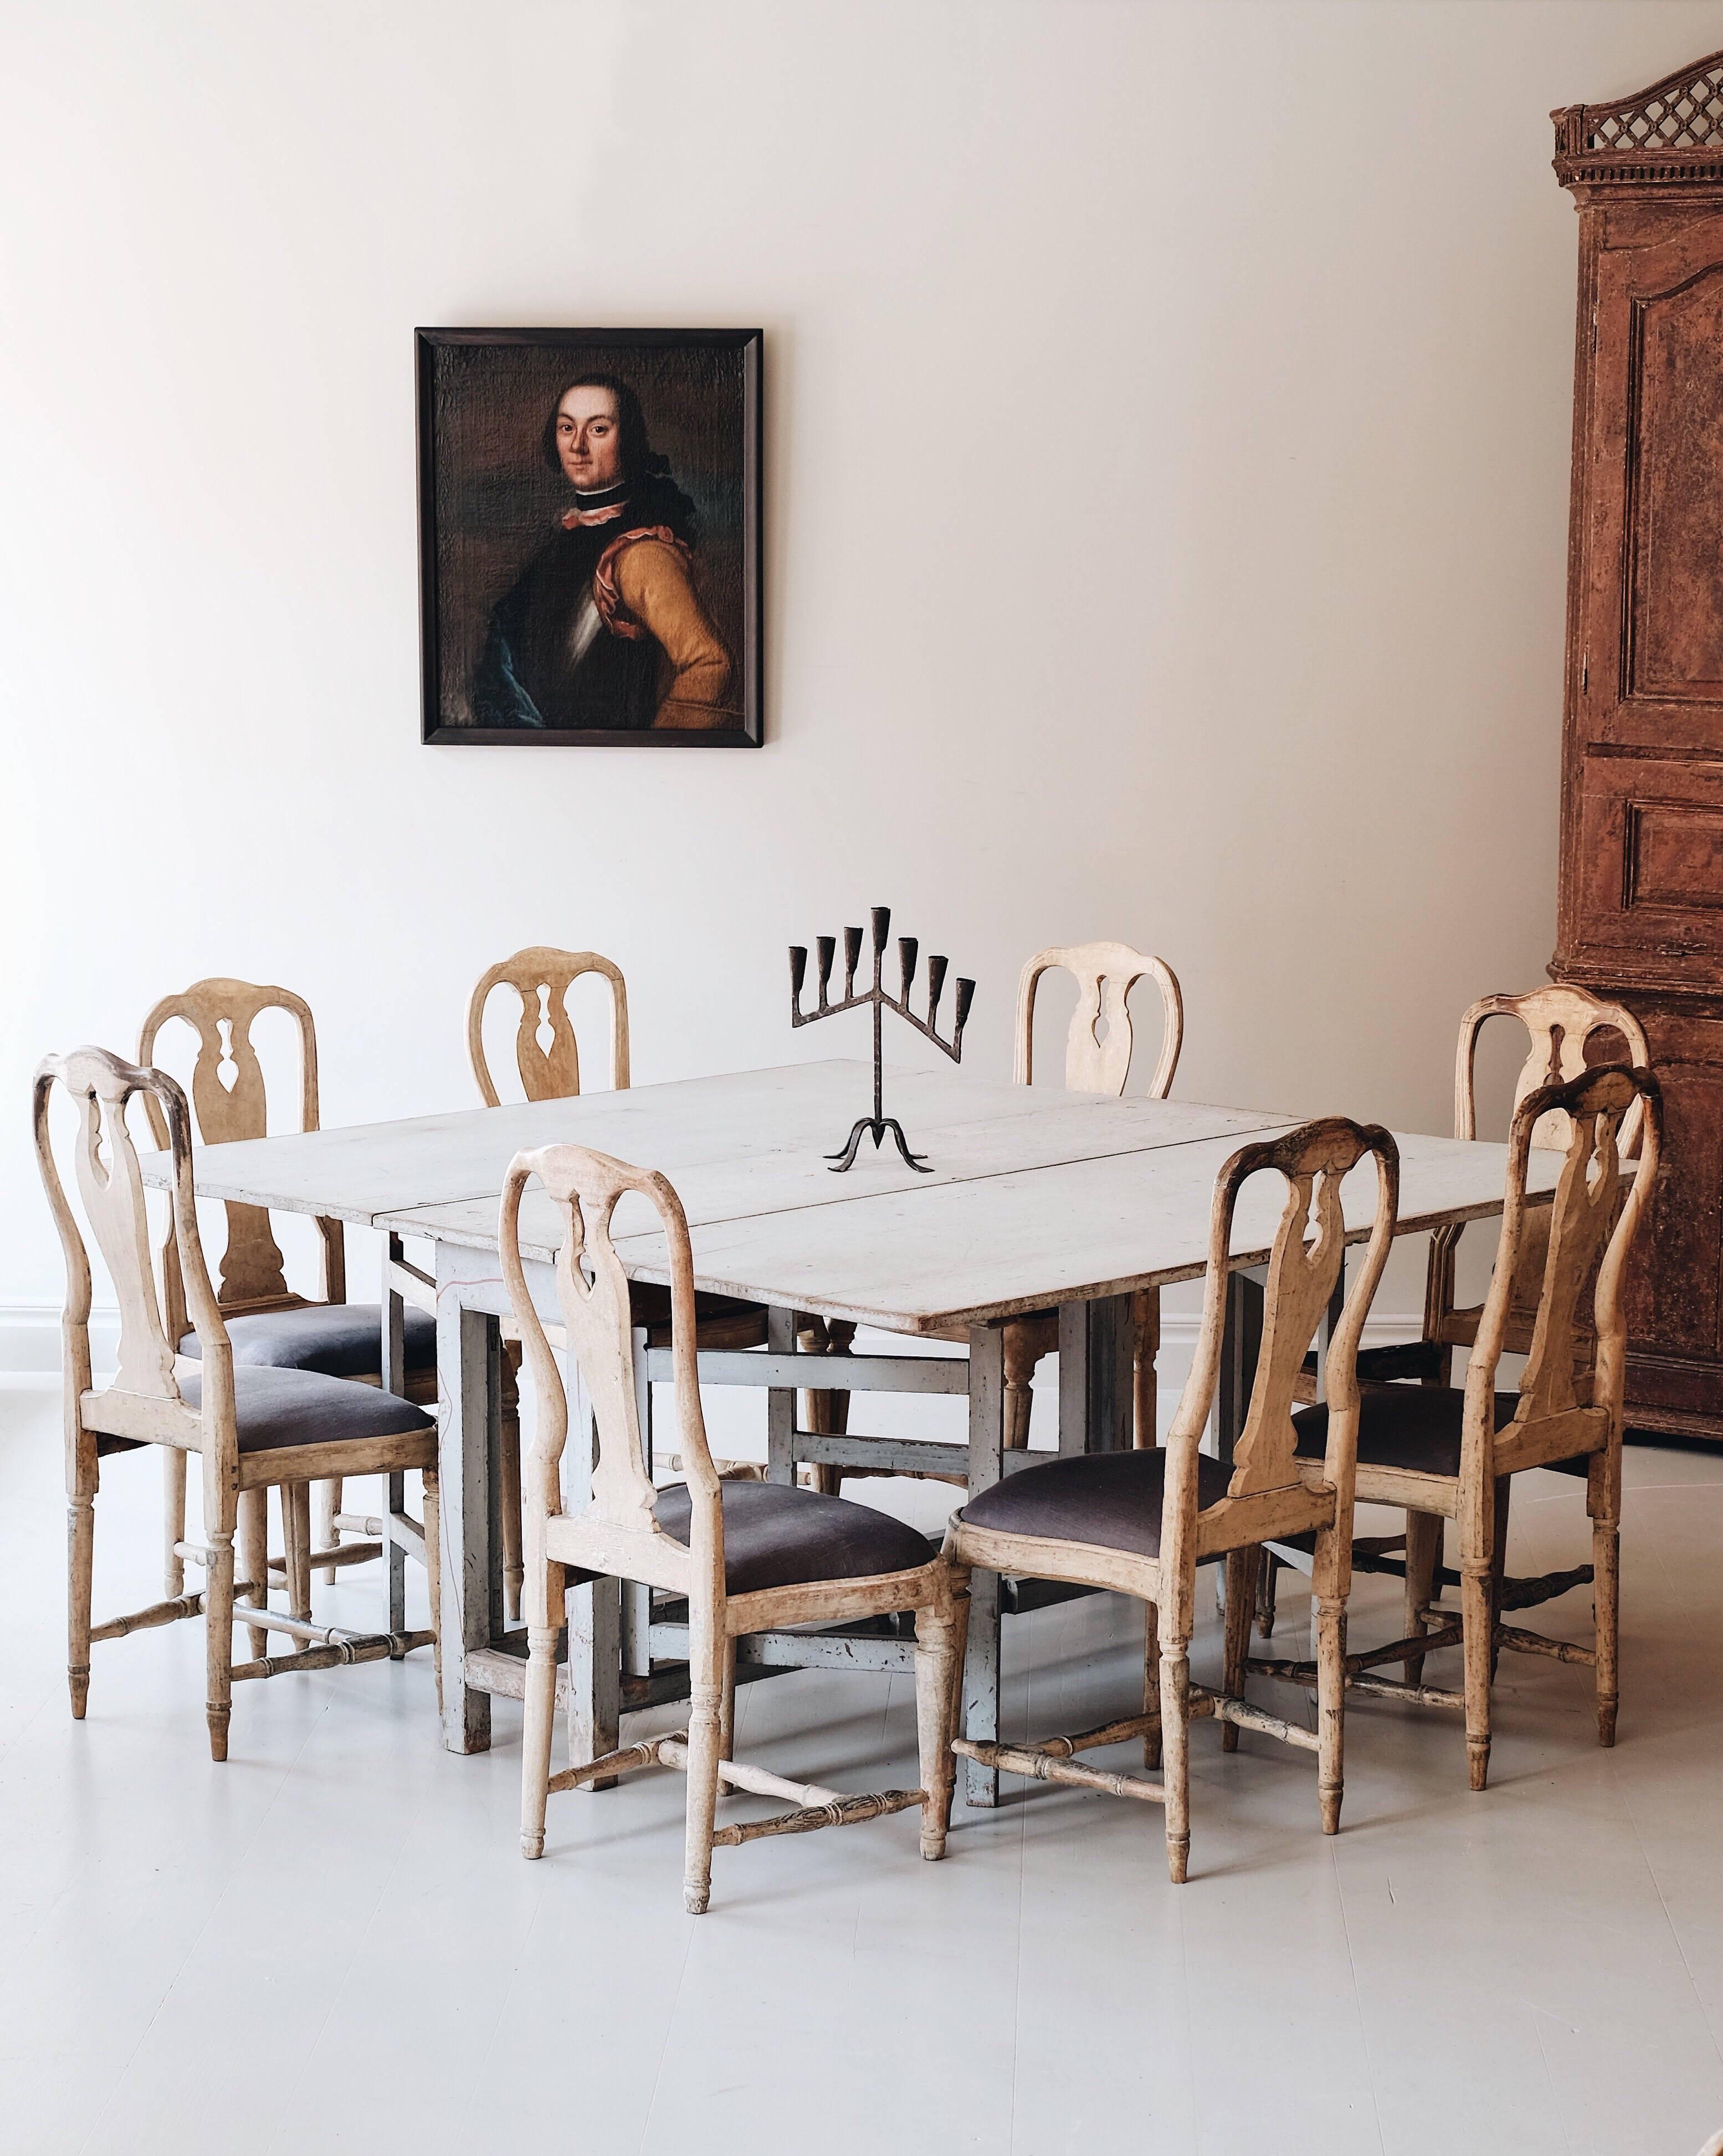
(0, 1304, 1423, 1384)
(0, 1304, 120, 1379)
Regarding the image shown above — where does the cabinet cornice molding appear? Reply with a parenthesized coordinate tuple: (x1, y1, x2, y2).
(1553, 49, 1723, 190)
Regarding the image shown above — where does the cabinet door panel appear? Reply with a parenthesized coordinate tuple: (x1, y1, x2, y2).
(1567, 754, 1723, 987)
(1583, 216, 1723, 751)
(1624, 1008, 1723, 1366)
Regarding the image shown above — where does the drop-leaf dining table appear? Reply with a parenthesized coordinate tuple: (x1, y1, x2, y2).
(139, 1058, 1559, 1806)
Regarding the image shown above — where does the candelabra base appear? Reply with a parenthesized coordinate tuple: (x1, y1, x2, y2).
(825, 1117, 932, 1174)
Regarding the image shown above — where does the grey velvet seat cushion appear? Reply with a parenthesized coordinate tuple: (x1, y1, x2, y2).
(957, 1449, 1233, 1560)
(178, 1302, 435, 1380)
(1293, 1386, 1522, 1480)
(177, 1364, 434, 1456)
(653, 1479, 933, 1595)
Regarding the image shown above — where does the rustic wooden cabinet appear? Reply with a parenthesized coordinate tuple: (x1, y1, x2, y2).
(1552, 52, 1723, 1442)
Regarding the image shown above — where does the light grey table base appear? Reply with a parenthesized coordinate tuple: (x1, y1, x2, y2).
(422, 1240, 1135, 1809)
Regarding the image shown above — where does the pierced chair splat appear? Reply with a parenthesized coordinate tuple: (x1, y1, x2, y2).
(35, 1047, 441, 1760)
(1260, 1064, 1661, 1791)
(914, 942, 1184, 1475)
(138, 978, 437, 1612)
(502, 1141, 968, 1914)
(463, 946, 770, 1623)
(936, 1117, 1399, 1883)
(466, 945, 632, 1108)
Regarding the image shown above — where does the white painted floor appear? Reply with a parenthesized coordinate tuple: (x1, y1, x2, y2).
(3, 1382, 1722, 2156)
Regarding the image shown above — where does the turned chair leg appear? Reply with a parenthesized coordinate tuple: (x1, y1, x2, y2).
(1221, 1546, 1259, 1753)
(281, 1484, 312, 1624)
(1142, 1599, 1162, 1768)
(205, 1515, 237, 1762)
(1306, 1513, 1348, 1832)
(801, 1317, 856, 1496)
(802, 1382, 843, 1497)
(1589, 1454, 1620, 1748)
(521, 1616, 560, 1862)
(1489, 1474, 1512, 1680)
(316, 1478, 342, 1586)
(719, 1636, 737, 1766)
(683, 1616, 726, 1916)
(163, 1448, 187, 1596)
(238, 1488, 270, 1661)
(1158, 1633, 1191, 1884)
(68, 1489, 95, 1722)
(1254, 1551, 1280, 1640)
(915, 1586, 968, 1860)
(499, 1340, 525, 1623)
(1460, 1559, 1494, 1791)
(1131, 1287, 1160, 1448)
(1403, 1510, 1443, 1688)
(1002, 1323, 1043, 1451)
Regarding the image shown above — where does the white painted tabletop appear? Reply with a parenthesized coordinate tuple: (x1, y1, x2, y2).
(411, 1125, 1555, 1334)
(140, 1057, 1546, 1335)
(136, 1060, 1294, 1227)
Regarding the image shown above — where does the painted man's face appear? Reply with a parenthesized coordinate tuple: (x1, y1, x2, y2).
(556, 386, 623, 491)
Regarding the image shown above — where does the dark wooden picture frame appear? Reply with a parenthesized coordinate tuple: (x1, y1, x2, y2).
(417, 327, 762, 746)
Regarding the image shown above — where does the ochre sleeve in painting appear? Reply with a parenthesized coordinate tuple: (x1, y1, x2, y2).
(612, 540, 735, 728)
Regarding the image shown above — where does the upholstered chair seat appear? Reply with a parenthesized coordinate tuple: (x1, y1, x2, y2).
(652, 1479, 932, 1595)
(957, 1450, 1233, 1562)
(178, 1302, 437, 1381)
(1293, 1387, 1521, 1481)
(177, 1364, 435, 1455)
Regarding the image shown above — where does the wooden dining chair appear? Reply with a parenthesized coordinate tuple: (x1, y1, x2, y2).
(1357, 984, 1649, 1389)
(1257, 1064, 1660, 1790)
(35, 1047, 440, 1758)
(1268, 987, 1656, 1638)
(1260, 982, 1654, 1642)
(139, 978, 438, 1602)
(466, 945, 632, 1105)
(932, 1117, 1398, 1883)
(502, 1141, 968, 1913)
(465, 946, 772, 1617)
(918, 943, 1184, 1469)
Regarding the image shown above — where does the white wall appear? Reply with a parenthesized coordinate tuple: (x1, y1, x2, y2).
(2, 0, 1713, 1344)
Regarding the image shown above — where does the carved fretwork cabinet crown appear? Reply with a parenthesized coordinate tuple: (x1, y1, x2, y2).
(1551, 50, 1723, 1443)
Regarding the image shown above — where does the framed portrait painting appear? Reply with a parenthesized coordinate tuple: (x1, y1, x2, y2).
(416, 327, 761, 746)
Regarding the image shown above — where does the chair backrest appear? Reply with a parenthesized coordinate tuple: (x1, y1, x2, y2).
(33, 1046, 229, 1442)
(137, 977, 336, 1312)
(1471, 1063, 1660, 1433)
(1437, 985, 1651, 1349)
(1454, 985, 1649, 1151)
(468, 948, 631, 1107)
(1166, 1118, 1399, 1556)
(499, 1143, 717, 1591)
(1013, 941, 1182, 1098)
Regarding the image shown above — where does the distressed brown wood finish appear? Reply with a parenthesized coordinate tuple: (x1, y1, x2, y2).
(501, 1141, 966, 1913)
(33, 1047, 440, 1759)
(1551, 53, 1723, 1443)
(938, 1117, 1399, 1883)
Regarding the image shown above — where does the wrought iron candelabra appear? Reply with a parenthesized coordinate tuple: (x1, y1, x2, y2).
(789, 906, 975, 1171)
